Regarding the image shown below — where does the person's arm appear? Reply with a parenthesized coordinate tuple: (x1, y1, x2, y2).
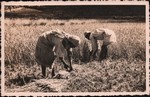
(62, 37, 73, 71)
(90, 36, 98, 60)
(66, 48, 73, 71)
(59, 57, 69, 70)
(53, 38, 70, 70)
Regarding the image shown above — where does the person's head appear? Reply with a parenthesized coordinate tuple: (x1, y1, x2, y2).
(62, 35, 80, 49)
(84, 31, 91, 40)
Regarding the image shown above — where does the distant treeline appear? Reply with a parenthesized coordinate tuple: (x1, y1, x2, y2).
(30, 5, 145, 16)
(5, 5, 145, 20)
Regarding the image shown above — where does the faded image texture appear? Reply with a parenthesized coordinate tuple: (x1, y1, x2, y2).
(4, 5, 146, 92)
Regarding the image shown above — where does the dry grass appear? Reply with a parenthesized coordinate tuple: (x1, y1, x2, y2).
(4, 18, 146, 92)
(63, 60, 145, 92)
(6, 60, 145, 92)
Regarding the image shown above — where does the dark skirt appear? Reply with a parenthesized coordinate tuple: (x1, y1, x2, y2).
(35, 36, 56, 68)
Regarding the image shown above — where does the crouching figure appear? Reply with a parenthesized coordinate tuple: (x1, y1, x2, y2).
(84, 28, 116, 61)
(35, 29, 80, 78)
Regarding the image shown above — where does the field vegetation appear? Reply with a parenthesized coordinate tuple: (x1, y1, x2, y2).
(4, 7, 146, 92)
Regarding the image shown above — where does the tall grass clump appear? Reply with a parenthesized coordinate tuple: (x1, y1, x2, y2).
(108, 23, 145, 61)
(80, 41, 90, 63)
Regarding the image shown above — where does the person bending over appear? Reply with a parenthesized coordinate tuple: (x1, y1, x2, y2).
(84, 28, 116, 61)
(35, 29, 80, 78)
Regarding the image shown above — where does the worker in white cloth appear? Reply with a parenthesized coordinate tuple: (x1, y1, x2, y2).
(84, 28, 116, 61)
(35, 29, 80, 78)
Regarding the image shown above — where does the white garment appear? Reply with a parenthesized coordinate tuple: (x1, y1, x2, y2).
(90, 28, 116, 45)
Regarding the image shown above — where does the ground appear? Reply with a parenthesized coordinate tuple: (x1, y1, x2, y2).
(5, 59, 146, 92)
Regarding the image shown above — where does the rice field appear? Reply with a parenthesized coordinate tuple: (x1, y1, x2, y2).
(4, 18, 146, 92)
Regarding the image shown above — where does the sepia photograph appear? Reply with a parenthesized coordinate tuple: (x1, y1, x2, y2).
(1, 1, 149, 96)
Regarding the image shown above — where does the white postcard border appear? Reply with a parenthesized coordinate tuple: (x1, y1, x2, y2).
(1, 1, 149, 96)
